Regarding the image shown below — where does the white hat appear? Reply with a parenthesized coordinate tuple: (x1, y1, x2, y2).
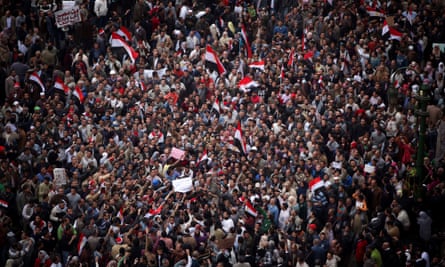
(13, 101, 19, 106)
(110, 70, 117, 75)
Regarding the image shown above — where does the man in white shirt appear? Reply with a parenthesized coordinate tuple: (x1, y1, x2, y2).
(221, 211, 234, 233)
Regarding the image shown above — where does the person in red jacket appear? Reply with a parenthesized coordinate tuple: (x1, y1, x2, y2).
(355, 233, 368, 267)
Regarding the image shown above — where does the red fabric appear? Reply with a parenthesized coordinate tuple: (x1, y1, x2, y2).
(355, 239, 368, 263)
(34, 258, 52, 267)
(398, 142, 415, 164)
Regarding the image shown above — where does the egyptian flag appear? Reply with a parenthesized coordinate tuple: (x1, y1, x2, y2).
(301, 31, 305, 51)
(389, 27, 403, 41)
(280, 65, 285, 80)
(148, 204, 163, 217)
(219, 17, 225, 29)
(245, 200, 258, 217)
(318, 74, 324, 89)
(238, 76, 258, 92)
(0, 199, 8, 208)
(205, 45, 226, 76)
(234, 121, 247, 155)
(140, 81, 147, 91)
(111, 33, 139, 63)
(148, 130, 164, 144)
(287, 47, 295, 67)
(382, 19, 390, 36)
(117, 207, 124, 225)
(29, 72, 46, 93)
(249, 60, 265, 71)
(196, 149, 210, 167)
(304, 50, 314, 60)
(77, 233, 87, 255)
(115, 26, 132, 41)
(212, 98, 221, 114)
(366, 6, 385, 17)
(73, 86, 85, 104)
(240, 24, 253, 59)
(54, 77, 69, 94)
(309, 177, 325, 192)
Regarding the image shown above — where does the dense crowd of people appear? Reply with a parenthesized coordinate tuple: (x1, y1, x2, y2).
(1, 0, 445, 266)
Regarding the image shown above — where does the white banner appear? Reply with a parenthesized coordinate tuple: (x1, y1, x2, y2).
(143, 68, 167, 79)
(62, 1, 76, 10)
(55, 6, 81, 28)
(172, 177, 193, 193)
(53, 168, 68, 186)
(364, 165, 376, 174)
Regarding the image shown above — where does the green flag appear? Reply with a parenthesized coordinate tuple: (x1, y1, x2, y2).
(257, 206, 271, 232)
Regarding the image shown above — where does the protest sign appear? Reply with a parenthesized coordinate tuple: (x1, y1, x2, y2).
(172, 177, 193, 193)
(170, 147, 185, 160)
(53, 168, 68, 186)
(364, 165, 376, 174)
(55, 6, 81, 28)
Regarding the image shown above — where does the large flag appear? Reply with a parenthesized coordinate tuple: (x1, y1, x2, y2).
(382, 19, 390, 36)
(389, 27, 403, 41)
(29, 72, 46, 93)
(238, 76, 258, 92)
(234, 121, 247, 154)
(205, 45, 226, 76)
(73, 86, 85, 104)
(115, 26, 132, 41)
(366, 6, 385, 17)
(54, 77, 69, 94)
(248, 60, 265, 71)
(287, 47, 295, 67)
(240, 24, 253, 58)
(77, 233, 87, 255)
(111, 33, 139, 63)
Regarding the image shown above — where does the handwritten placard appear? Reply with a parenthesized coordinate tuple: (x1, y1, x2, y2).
(170, 147, 185, 160)
(55, 6, 81, 28)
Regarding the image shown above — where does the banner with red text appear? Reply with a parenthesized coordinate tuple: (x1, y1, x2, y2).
(55, 6, 81, 28)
